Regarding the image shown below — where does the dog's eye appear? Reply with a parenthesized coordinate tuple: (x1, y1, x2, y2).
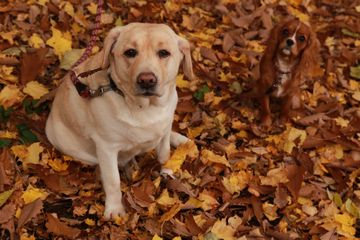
(123, 49, 138, 58)
(158, 49, 171, 58)
(282, 28, 289, 36)
(298, 35, 306, 42)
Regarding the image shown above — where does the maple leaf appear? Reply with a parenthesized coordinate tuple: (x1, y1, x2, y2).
(28, 33, 45, 48)
(23, 81, 49, 99)
(46, 27, 72, 58)
(200, 149, 230, 167)
(163, 141, 198, 173)
(0, 85, 23, 109)
(210, 218, 236, 240)
(22, 185, 48, 204)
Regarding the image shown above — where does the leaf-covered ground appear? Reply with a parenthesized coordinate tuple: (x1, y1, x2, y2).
(1, 0, 360, 239)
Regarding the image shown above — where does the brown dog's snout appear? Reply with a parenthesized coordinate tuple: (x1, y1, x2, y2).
(286, 38, 294, 47)
(137, 72, 157, 90)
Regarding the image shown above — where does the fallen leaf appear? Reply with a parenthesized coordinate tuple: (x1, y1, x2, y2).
(23, 81, 49, 99)
(46, 213, 81, 238)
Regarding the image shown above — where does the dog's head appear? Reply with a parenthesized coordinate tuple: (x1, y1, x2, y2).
(265, 18, 319, 66)
(101, 23, 193, 98)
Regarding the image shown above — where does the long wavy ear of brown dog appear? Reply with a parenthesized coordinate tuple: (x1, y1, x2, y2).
(178, 36, 194, 80)
(298, 27, 320, 78)
(101, 26, 125, 69)
(258, 20, 287, 93)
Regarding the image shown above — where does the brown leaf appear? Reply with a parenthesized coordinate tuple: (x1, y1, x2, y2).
(0, 203, 16, 224)
(200, 47, 218, 63)
(223, 33, 235, 53)
(167, 179, 196, 197)
(45, 213, 81, 238)
(285, 164, 305, 200)
(274, 184, 289, 209)
(17, 198, 43, 229)
(0, 149, 15, 191)
(185, 214, 204, 235)
(132, 178, 155, 208)
(20, 48, 48, 84)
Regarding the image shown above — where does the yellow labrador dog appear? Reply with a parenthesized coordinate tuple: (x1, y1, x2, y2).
(45, 23, 193, 219)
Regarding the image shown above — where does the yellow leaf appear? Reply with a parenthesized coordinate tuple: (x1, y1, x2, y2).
(287, 6, 309, 23)
(35, 0, 49, 6)
(23, 81, 49, 99)
(86, 2, 97, 14)
(218, 71, 232, 82)
(61, 1, 74, 17)
(0, 131, 17, 139)
(26, 142, 44, 165)
(159, 203, 182, 222)
(259, 167, 289, 186)
(48, 158, 69, 172)
(22, 185, 48, 204)
(184, 197, 203, 209)
(201, 149, 230, 167)
(230, 53, 247, 63)
(355, 5, 360, 13)
(20, 233, 36, 240)
(60, 49, 85, 70)
(188, 126, 204, 139)
(0, 85, 23, 108)
(263, 202, 278, 221)
(199, 190, 219, 211)
(152, 234, 163, 240)
(173, 237, 181, 240)
(335, 117, 349, 128)
(334, 213, 356, 237)
(222, 171, 249, 194)
(211, 218, 236, 240)
(246, 40, 265, 53)
(85, 218, 95, 226)
(176, 74, 190, 89)
(325, 37, 335, 52)
(28, 33, 45, 48)
(46, 27, 72, 58)
(156, 189, 179, 206)
(352, 91, 360, 101)
(0, 65, 18, 83)
(163, 141, 198, 173)
(0, 30, 18, 45)
(282, 125, 307, 153)
(11, 145, 28, 160)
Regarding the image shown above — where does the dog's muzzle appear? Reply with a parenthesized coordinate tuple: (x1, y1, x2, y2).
(136, 72, 158, 96)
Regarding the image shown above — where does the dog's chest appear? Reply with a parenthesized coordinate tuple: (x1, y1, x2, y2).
(272, 58, 294, 97)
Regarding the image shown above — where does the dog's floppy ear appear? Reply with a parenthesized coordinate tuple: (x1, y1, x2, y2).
(178, 37, 194, 80)
(101, 26, 124, 69)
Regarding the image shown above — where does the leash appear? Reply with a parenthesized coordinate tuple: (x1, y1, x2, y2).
(71, 0, 104, 69)
(69, 0, 124, 99)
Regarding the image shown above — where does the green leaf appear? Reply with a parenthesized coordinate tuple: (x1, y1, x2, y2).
(350, 65, 360, 80)
(0, 189, 14, 208)
(230, 81, 242, 94)
(16, 124, 38, 144)
(0, 106, 13, 123)
(204, 232, 219, 240)
(23, 99, 49, 115)
(194, 85, 210, 101)
(341, 28, 360, 38)
(0, 139, 11, 148)
(345, 199, 360, 218)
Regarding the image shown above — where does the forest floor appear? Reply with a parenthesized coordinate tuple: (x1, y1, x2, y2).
(0, 0, 360, 239)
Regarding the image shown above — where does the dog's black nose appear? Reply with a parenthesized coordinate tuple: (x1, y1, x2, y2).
(137, 72, 157, 90)
(286, 39, 294, 47)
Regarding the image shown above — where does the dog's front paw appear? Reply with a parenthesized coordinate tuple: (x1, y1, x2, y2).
(161, 167, 175, 179)
(104, 199, 126, 219)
